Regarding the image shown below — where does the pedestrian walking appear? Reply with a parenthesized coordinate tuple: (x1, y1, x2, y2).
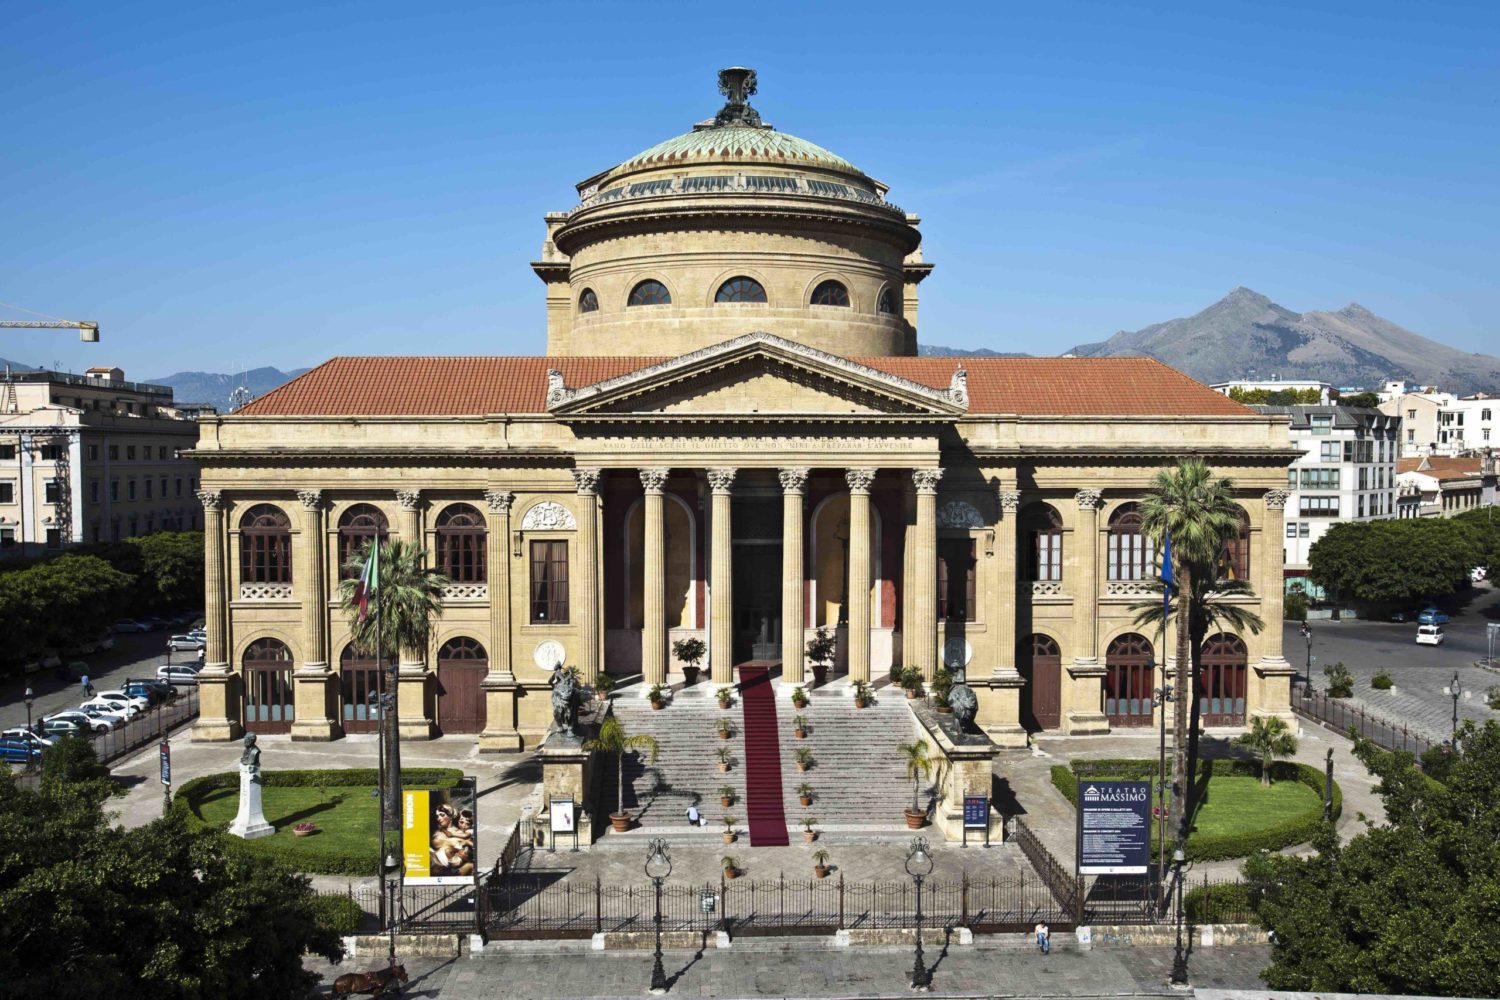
(81, 674, 93, 698)
(1035, 921, 1050, 955)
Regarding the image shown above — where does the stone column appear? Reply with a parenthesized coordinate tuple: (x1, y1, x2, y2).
(291, 489, 335, 740)
(779, 468, 809, 686)
(1065, 488, 1109, 734)
(977, 488, 1027, 746)
(192, 489, 240, 741)
(480, 489, 522, 751)
(639, 469, 669, 690)
(911, 469, 943, 682)
(707, 468, 736, 684)
(845, 469, 877, 685)
(572, 468, 602, 685)
(1252, 489, 1296, 728)
(394, 488, 432, 739)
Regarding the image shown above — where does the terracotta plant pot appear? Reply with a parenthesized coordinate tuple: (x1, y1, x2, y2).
(936, 706, 953, 715)
(814, 865, 829, 879)
(682, 666, 700, 686)
(797, 761, 809, 772)
(718, 699, 732, 710)
(720, 796, 733, 808)
(812, 667, 828, 686)
(799, 795, 812, 807)
(718, 762, 730, 773)
(719, 730, 730, 740)
(803, 830, 816, 843)
(905, 689, 919, 699)
(854, 697, 868, 709)
(723, 832, 735, 844)
(794, 727, 806, 739)
(293, 826, 318, 838)
(792, 697, 808, 709)
(650, 700, 665, 711)
(611, 813, 632, 833)
(903, 808, 926, 829)
(724, 867, 739, 880)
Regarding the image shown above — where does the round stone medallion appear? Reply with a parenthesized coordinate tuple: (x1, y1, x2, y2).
(943, 637, 972, 669)
(533, 640, 566, 672)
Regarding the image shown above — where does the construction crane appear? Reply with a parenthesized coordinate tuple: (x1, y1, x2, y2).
(0, 319, 99, 341)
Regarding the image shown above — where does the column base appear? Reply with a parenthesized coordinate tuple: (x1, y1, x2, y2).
(479, 729, 526, 752)
(191, 719, 243, 742)
(192, 664, 240, 742)
(1064, 712, 1111, 735)
(290, 719, 340, 741)
(1065, 658, 1109, 735)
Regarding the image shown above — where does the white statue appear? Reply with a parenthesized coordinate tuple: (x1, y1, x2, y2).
(228, 733, 274, 840)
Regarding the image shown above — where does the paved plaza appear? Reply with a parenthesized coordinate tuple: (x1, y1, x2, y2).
(309, 941, 1272, 999)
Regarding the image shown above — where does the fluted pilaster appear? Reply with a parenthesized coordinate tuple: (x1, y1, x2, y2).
(708, 468, 736, 684)
(573, 469, 602, 685)
(845, 468, 876, 684)
(780, 468, 809, 685)
(911, 469, 943, 681)
(640, 469, 669, 689)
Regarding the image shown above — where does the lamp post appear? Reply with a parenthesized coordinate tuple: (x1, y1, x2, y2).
(1447, 672, 1463, 743)
(383, 849, 401, 969)
(1169, 846, 1190, 990)
(905, 836, 935, 991)
(1300, 622, 1312, 675)
(1152, 682, 1174, 911)
(24, 685, 34, 735)
(645, 837, 672, 994)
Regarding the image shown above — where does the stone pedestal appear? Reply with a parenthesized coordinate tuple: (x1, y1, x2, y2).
(974, 668, 1028, 748)
(908, 702, 1004, 844)
(228, 764, 274, 839)
(291, 667, 338, 741)
(397, 663, 433, 740)
(539, 731, 596, 845)
(480, 675, 524, 752)
(1064, 660, 1111, 735)
(191, 666, 242, 742)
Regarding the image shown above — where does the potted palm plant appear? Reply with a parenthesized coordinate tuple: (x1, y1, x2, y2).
(673, 636, 706, 686)
(898, 666, 923, 699)
(852, 679, 872, 709)
(805, 627, 836, 687)
(794, 747, 813, 772)
(790, 686, 809, 709)
(716, 746, 732, 773)
(792, 714, 808, 739)
(722, 855, 740, 880)
(593, 673, 616, 703)
(721, 815, 737, 844)
(796, 782, 813, 807)
(717, 717, 733, 740)
(718, 784, 735, 808)
(648, 683, 667, 710)
(812, 849, 830, 879)
(801, 816, 819, 843)
(716, 686, 734, 710)
(897, 739, 932, 829)
(583, 715, 661, 833)
(931, 667, 954, 714)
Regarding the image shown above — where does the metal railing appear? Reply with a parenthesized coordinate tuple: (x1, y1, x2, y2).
(1292, 681, 1435, 757)
(88, 686, 199, 765)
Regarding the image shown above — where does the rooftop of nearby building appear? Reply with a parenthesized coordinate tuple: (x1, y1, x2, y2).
(1396, 455, 1493, 480)
(233, 353, 1254, 418)
(1, 366, 173, 398)
(1250, 404, 1397, 430)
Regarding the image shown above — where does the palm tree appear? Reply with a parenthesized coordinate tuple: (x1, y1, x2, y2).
(584, 715, 660, 823)
(1233, 716, 1298, 786)
(338, 538, 449, 831)
(896, 740, 932, 815)
(1134, 459, 1249, 842)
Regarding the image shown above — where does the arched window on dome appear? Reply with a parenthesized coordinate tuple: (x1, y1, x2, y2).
(628, 280, 671, 306)
(810, 279, 850, 307)
(715, 277, 767, 303)
(878, 288, 897, 314)
(578, 288, 599, 313)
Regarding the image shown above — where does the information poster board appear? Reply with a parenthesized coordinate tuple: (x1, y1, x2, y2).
(549, 797, 576, 834)
(403, 776, 478, 885)
(1076, 779, 1151, 875)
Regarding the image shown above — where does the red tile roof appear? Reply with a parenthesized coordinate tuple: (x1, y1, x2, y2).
(1397, 456, 1483, 479)
(236, 354, 1253, 418)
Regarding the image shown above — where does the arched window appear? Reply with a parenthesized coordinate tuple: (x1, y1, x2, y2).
(243, 638, 293, 733)
(715, 276, 767, 303)
(877, 287, 896, 314)
(628, 280, 671, 306)
(339, 642, 391, 733)
(438, 637, 486, 662)
(1107, 503, 1156, 581)
(338, 503, 389, 578)
(240, 504, 292, 584)
(578, 288, 599, 313)
(1222, 506, 1251, 581)
(1200, 634, 1248, 725)
(810, 279, 850, 307)
(1024, 503, 1063, 582)
(1019, 634, 1062, 730)
(1105, 633, 1154, 727)
(436, 504, 486, 583)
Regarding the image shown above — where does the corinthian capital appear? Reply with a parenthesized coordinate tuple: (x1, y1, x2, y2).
(997, 489, 1022, 514)
(707, 468, 737, 494)
(296, 489, 323, 511)
(571, 468, 601, 495)
(395, 489, 421, 512)
(484, 489, 515, 515)
(1264, 489, 1292, 510)
(778, 468, 809, 493)
(638, 469, 670, 493)
(1074, 488, 1104, 510)
(911, 468, 944, 495)
(196, 489, 223, 511)
(845, 468, 877, 495)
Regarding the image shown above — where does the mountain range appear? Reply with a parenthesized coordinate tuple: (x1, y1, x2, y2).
(145, 366, 311, 411)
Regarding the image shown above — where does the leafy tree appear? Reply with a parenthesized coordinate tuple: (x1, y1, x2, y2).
(1455, 507, 1500, 577)
(1284, 584, 1309, 622)
(1310, 519, 1480, 605)
(1335, 391, 1380, 408)
(0, 762, 342, 998)
(896, 740, 932, 814)
(1245, 722, 1500, 997)
(583, 715, 660, 821)
(337, 539, 448, 833)
(126, 530, 205, 609)
(39, 734, 112, 793)
(0, 554, 134, 657)
(1134, 459, 1255, 839)
(1233, 716, 1297, 786)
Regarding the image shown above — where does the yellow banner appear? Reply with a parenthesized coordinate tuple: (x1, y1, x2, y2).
(403, 790, 430, 880)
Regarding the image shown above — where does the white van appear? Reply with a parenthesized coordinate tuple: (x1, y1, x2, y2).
(1416, 624, 1445, 646)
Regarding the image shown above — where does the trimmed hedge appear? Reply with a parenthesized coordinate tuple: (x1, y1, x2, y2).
(175, 767, 464, 876)
(1050, 757, 1340, 863)
(1183, 881, 1261, 925)
(309, 892, 365, 935)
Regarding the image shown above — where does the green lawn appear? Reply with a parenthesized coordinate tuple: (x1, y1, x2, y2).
(1183, 774, 1318, 839)
(192, 782, 379, 866)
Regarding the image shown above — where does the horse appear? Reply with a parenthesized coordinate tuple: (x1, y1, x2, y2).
(331, 964, 408, 998)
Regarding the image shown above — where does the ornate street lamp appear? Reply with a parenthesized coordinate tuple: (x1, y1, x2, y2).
(1301, 622, 1313, 675)
(645, 837, 673, 994)
(905, 836, 935, 991)
(383, 848, 401, 970)
(1169, 846, 1191, 990)
(24, 685, 34, 736)
(1447, 672, 1463, 743)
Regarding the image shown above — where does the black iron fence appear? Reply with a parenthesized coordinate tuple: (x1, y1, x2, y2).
(90, 686, 199, 765)
(1292, 681, 1435, 757)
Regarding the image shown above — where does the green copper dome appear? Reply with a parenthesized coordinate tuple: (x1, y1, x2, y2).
(617, 125, 864, 176)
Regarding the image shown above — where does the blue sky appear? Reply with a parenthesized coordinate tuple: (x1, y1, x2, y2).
(2, 0, 1496, 377)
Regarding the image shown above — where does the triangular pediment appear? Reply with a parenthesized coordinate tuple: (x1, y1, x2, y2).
(547, 333, 966, 421)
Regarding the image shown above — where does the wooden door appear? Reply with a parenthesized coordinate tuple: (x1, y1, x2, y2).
(244, 666, 294, 734)
(1020, 634, 1061, 730)
(436, 637, 488, 734)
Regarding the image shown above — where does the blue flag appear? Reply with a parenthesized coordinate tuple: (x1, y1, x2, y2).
(1160, 531, 1175, 619)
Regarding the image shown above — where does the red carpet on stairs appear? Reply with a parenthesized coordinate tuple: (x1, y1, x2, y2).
(737, 665, 789, 846)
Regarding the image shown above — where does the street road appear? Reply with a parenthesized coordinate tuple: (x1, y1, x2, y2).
(0, 630, 195, 733)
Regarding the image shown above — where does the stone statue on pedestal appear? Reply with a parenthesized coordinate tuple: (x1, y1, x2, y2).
(228, 733, 274, 840)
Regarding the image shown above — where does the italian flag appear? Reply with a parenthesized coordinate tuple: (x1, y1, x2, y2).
(354, 541, 379, 621)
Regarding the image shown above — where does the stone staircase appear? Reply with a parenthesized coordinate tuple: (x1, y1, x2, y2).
(600, 680, 936, 843)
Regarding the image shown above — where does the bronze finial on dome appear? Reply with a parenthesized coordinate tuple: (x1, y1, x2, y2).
(714, 67, 764, 128)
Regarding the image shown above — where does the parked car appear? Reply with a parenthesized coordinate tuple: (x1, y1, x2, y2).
(167, 634, 206, 652)
(46, 710, 114, 735)
(74, 705, 128, 729)
(119, 681, 166, 707)
(1389, 609, 1417, 623)
(0, 728, 55, 748)
(1418, 608, 1450, 625)
(41, 717, 92, 739)
(84, 694, 145, 719)
(1416, 624, 1446, 646)
(97, 689, 150, 711)
(111, 619, 151, 634)
(0, 739, 42, 765)
(156, 664, 202, 686)
(142, 616, 174, 631)
(125, 679, 177, 704)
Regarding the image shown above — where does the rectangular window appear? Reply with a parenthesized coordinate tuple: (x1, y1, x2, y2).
(1299, 469, 1340, 489)
(160, 477, 167, 497)
(1310, 415, 1333, 435)
(108, 445, 118, 461)
(175, 477, 182, 497)
(1299, 523, 1311, 538)
(1299, 497, 1339, 517)
(0, 445, 14, 460)
(530, 540, 569, 623)
(127, 479, 136, 501)
(1408, 409, 1416, 419)
(45, 528, 61, 548)
(44, 479, 61, 504)
(87, 444, 99, 461)
(158, 446, 168, 460)
(1287, 469, 1297, 487)
(0, 528, 12, 548)
(0, 482, 12, 504)
(126, 446, 136, 460)
(1285, 522, 1297, 538)
(144, 479, 153, 499)
(1358, 495, 1365, 517)
(90, 481, 100, 503)
(1319, 442, 1340, 462)
(937, 538, 977, 622)
(1407, 429, 1415, 442)
(110, 480, 119, 502)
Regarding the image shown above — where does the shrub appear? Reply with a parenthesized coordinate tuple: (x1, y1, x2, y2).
(309, 893, 365, 935)
(40, 734, 111, 789)
(1284, 587, 1309, 622)
(1371, 670, 1394, 691)
(1324, 661, 1354, 698)
(1487, 686, 1500, 711)
(1183, 881, 1261, 925)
